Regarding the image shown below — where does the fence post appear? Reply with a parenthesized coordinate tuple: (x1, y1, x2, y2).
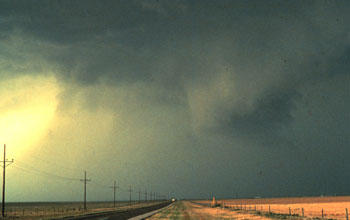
(289, 207, 291, 215)
(302, 208, 304, 217)
(322, 208, 324, 219)
(269, 205, 271, 213)
(345, 208, 349, 220)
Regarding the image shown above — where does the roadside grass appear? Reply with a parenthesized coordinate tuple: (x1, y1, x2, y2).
(171, 202, 187, 220)
(254, 211, 299, 219)
(147, 201, 190, 219)
(2, 202, 166, 220)
(157, 206, 172, 218)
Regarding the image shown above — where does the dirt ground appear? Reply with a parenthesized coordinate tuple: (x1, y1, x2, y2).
(146, 201, 274, 220)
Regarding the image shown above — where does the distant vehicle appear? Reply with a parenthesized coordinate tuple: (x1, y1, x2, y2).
(171, 198, 176, 202)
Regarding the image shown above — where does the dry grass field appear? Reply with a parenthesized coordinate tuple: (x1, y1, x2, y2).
(4, 197, 350, 219)
(196, 196, 350, 219)
(147, 198, 350, 219)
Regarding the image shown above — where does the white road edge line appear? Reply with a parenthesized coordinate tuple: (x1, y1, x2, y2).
(127, 203, 173, 220)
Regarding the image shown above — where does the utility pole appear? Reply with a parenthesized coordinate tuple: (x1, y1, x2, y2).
(128, 185, 133, 206)
(138, 189, 141, 203)
(0, 144, 13, 217)
(144, 189, 147, 202)
(110, 180, 118, 208)
(80, 171, 91, 211)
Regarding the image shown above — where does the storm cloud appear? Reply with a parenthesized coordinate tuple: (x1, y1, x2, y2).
(1, 0, 350, 200)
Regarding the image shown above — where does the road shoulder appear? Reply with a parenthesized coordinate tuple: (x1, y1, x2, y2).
(127, 203, 173, 220)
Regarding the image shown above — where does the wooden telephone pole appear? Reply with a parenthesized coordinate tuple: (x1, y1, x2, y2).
(144, 189, 147, 202)
(80, 171, 91, 211)
(128, 185, 133, 206)
(1, 144, 14, 217)
(138, 189, 141, 203)
(110, 180, 118, 207)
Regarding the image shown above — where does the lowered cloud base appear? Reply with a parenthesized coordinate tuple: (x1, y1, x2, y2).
(0, 0, 349, 201)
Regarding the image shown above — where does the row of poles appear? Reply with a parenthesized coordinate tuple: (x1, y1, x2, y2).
(81, 171, 167, 211)
(1, 144, 168, 217)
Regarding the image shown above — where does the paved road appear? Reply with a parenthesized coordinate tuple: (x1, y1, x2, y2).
(62, 202, 172, 220)
(127, 204, 172, 220)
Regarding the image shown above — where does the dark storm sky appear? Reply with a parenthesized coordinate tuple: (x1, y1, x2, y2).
(0, 0, 350, 201)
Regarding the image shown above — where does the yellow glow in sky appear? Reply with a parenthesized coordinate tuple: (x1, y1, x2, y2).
(0, 75, 59, 158)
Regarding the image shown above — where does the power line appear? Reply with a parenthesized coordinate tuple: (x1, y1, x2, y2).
(11, 162, 168, 204)
(25, 152, 84, 173)
(12, 165, 149, 202)
(14, 160, 80, 181)
(89, 181, 110, 189)
(8, 153, 167, 204)
(16, 160, 79, 180)
(12, 165, 57, 179)
(15, 159, 134, 192)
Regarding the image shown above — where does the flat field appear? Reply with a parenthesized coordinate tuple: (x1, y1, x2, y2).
(147, 201, 273, 220)
(2, 201, 162, 220)
(147, 197, 350, 220)
(197, 196, 350, 219)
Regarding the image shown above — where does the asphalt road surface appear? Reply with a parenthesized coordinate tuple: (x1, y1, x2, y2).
(63, 202, 172, 220)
